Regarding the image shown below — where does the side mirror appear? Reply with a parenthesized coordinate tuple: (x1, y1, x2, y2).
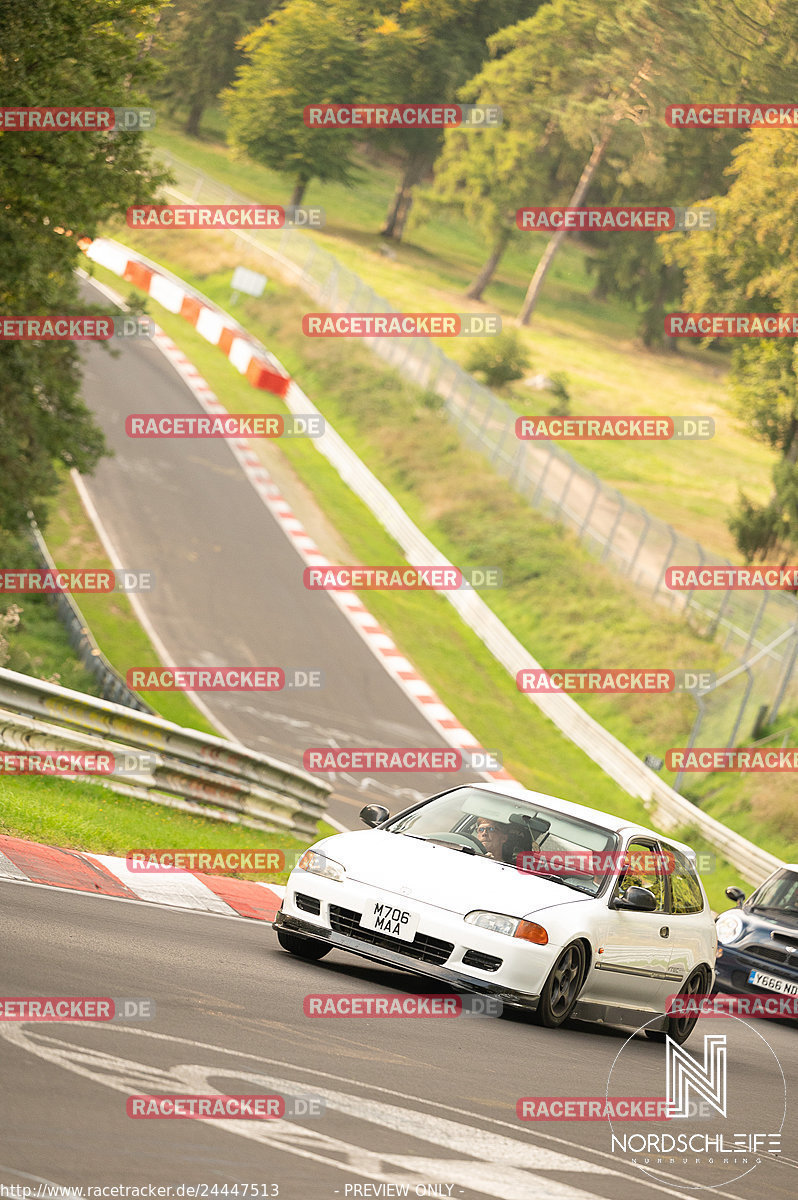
(725, 885, 745, 906)
(612, 885, 658, 912)
(360, 804, 390, 828)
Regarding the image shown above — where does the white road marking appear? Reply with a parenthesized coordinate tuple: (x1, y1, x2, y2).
(0, 1022, 756, 1200)
(0, 851, 28, 881)
(0, 1023, 611, 1199)
(84, 853, 239, 915)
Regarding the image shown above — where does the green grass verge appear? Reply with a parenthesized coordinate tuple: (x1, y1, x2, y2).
(0, 772, 338, 885)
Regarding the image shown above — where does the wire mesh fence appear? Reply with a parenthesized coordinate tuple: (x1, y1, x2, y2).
(153, 151, 798, 763)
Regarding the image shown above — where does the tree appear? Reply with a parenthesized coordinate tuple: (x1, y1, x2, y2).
(224, 0, 372, 206)
(426, 1, 599, 299)
(155, 1, 279, 137)
(585, 124, 740, 346)
(366, 1, 538, 241)
(513, 0, 722, 326)
(662, 129, 798, 560)
(0, 0, 169, 536)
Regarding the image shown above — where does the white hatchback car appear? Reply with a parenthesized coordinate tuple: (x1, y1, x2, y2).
(274, 783, 716, 1043)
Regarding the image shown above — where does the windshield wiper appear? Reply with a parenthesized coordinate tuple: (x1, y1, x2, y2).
(529, 871, 593, 894)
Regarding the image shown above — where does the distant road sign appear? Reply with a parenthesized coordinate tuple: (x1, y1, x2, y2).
(231, 266, 267, 298)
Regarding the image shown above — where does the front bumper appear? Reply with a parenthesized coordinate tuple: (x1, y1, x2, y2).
(274, 910, 542, 1010)
(714, 942, 798, 994)
(275, 871, 564, 1008)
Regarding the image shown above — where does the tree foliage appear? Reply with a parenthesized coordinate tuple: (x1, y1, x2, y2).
(0, 0, 168, 535)
(154, 0, 279, 136)
(662, 129, 798, 559)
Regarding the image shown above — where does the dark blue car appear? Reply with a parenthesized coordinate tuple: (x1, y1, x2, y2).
(714, 865, 798, 999)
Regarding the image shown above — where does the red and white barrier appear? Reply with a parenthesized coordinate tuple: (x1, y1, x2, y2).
(83, 237, 291, 398)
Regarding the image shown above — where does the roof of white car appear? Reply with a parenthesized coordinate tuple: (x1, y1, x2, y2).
(468, 781, 697, 857)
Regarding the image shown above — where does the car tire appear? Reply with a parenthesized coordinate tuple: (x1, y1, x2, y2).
(533, 942, 586, 1027)
(276, 928, 332, 961)
(645, 967, 707, 1046)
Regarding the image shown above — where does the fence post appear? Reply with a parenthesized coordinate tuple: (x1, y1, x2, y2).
(743, 590, 770, 656)
(578, 475, 602, 539)
(727, 667, 755, 747)
(600, 492, 627, 564)
(491, 411, 515, 465)
(769, 624, 798, 724)
(531, 444, 555, 507)
(674, 693, 706, 794)
(627, 511, 651, 578)
(653, 525, 677, 598)
(556, 458, 577, 515)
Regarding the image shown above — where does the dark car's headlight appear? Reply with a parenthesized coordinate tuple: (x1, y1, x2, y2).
(465, 910, 548, 944)
(715, 910, 744, 945)
(297, 850, 346, 882)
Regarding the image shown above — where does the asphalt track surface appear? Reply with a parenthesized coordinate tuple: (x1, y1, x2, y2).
(75, 276, 488, 828)
(2, 883, 796, 1200)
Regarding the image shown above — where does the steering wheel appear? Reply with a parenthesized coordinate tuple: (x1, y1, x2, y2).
(427, 832, 487, 854)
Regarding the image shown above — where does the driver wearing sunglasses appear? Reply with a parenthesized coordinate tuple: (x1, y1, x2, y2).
(474, 817, 541, 863)
(474, 819, 513, 860)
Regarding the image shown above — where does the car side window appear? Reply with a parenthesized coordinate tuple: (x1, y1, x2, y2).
(615, 840, 667, 912)
(666, 847, 705, 915)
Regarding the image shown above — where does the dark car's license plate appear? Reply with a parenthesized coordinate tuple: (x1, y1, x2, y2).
(748, 969, 798, 996)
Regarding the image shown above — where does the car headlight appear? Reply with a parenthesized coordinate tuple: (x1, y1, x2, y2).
(465, 910, 548, 944)
(715, 910, 744, 945)
(297, 850, 346, 882)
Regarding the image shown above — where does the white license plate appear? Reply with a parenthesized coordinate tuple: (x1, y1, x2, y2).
(360, 900, 419, 942)
(748, 969, 798, 996)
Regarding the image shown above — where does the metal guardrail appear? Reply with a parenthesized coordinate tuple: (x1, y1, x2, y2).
(0, 668, 331, 840)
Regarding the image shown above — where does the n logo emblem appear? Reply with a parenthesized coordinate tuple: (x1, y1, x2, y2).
(666, 1034, 727, 1118)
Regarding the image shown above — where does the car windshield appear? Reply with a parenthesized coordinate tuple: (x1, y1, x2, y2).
(747, 868, 798, 919)
(386, 786, 619, 896)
